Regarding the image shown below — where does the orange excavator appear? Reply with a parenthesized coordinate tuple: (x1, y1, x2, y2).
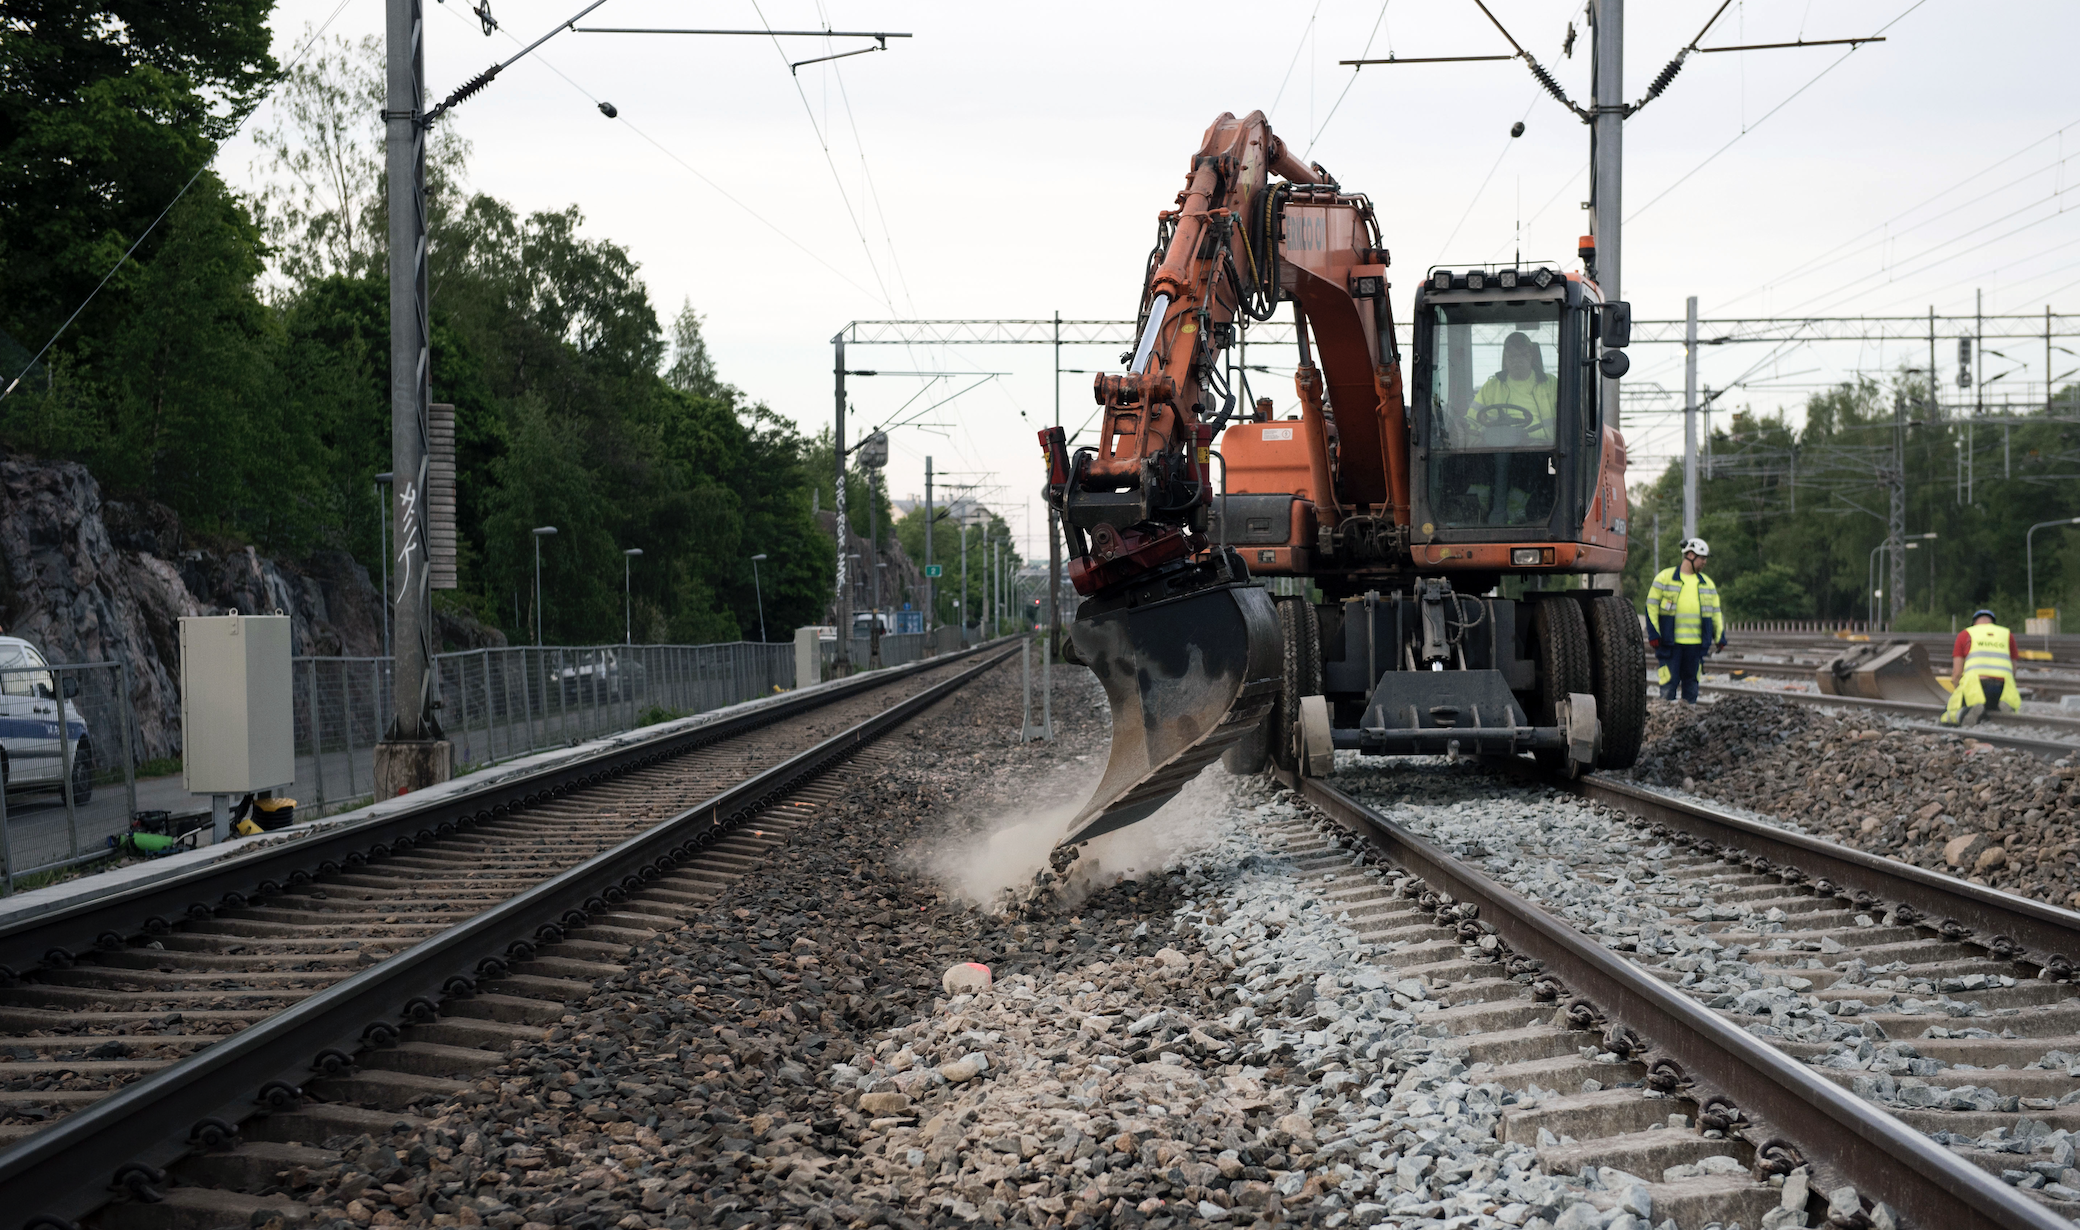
(1041, 111, 1645, 846)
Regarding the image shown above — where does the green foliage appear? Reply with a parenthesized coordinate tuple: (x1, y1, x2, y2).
(1, 31, 833, 647)
(1717, 562, 1810, 621)
(1625, 371, 2080, 628)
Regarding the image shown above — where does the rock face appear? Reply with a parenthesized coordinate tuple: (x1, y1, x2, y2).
(0, 452, 502, 759)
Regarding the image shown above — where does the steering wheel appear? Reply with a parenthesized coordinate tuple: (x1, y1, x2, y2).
(1472, 401, 1537, 429)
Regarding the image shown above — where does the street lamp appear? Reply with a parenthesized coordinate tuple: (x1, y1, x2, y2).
(1867, 533, 1936, 629)
(532, 526, 557, 646)
(749, 554, 768, 643)
(375, 472, 393, 659)
(2027, 517, 2080, 614)
(623, 548, 643, 644)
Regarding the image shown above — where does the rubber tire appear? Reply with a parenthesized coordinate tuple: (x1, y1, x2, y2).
(1530, 597, 1593, 771)
(1270, 597, 1323, 771)
(69, 740, 93, 805)
(1586, 594, 1647, 769)
(1222, 719, 1271, 775)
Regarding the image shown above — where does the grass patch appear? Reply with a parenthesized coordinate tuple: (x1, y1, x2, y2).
(638, 705, 688, 728)
(136, 757, 182, 779)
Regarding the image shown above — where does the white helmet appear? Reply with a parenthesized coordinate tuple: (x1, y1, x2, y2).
(1682, 537, 1710, 558)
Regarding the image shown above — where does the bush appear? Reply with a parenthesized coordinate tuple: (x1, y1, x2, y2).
(1718, 563, 1810, 621)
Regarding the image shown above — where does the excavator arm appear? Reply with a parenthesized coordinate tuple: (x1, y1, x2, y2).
(1042, 111, 1390, 846)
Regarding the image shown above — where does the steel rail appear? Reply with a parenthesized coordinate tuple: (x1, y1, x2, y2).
(1538, 766, 2080, 979)
(0, 641, 1001, 980)
(1278, 766, 2070, 1230)
(0, 644, 1018, 1224)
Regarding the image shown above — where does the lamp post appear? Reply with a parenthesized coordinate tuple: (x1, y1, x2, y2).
(375, 472, 394, 659)
(532, 526, 557, 646)
(622, 548, 642, 644)
(749, 553, 768, 642)
(1866, 534, 1935, 629)
(2027, 517, 2080, 614)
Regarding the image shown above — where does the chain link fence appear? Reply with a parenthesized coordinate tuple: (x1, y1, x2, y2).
(0, 640, 795, 889)
(0, 661, 139, 889)
(292, 642, 793, 815)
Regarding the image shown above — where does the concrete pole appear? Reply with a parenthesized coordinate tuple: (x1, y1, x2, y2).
(1889, 389, 1907, 624)
(924, 455, 934, 635)
(1049, 310, 1063, 649)
(1683, 295, 1698, 540)
(832, 333, 851, 672)
(1592, 0, 1623, 429)
(378, 0, 448, 793)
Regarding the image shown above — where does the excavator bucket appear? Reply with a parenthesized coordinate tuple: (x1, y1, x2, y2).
(1814, 640, 1950, 706)
(1060, 581, 1283, 847)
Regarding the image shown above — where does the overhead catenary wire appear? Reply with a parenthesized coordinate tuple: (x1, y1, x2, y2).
(1625, 0, 1931, 224)
(751, 1, 899, 316)
(430, 1, 892, 308)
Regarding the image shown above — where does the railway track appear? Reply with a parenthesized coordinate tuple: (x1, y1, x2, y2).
(1259, 756, 2080, 1230)
(0, 642, 1016, 1227)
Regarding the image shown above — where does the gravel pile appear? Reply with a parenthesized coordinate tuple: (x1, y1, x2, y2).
(1627, 696, 2080, 907)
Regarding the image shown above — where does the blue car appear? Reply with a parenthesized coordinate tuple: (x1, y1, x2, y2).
(0, 637, 93, 803)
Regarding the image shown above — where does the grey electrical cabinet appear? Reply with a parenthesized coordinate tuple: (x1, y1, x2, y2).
(181, 615, 294, 795)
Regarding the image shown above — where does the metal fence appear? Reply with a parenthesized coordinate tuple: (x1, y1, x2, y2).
(845, 632, 928, 671)
(292, 642, 793, 815)
(0, 660, 139, 888)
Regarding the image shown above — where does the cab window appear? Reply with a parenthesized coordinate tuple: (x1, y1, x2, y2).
(1425, 302, 1563, 528)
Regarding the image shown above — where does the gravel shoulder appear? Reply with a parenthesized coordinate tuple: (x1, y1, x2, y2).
(1625, 695, 2080, 907)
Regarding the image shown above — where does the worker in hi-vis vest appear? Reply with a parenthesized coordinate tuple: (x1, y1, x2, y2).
(1940, 608, 2020, 727)
(1645, 538, 1726, 704)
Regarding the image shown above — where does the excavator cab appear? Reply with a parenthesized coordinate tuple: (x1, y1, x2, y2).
(1411, 267, 1604, 541)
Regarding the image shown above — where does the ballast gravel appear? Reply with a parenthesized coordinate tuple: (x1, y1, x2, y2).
(241, 661, 1701, 1230)
(1628, 695, 2080, 907)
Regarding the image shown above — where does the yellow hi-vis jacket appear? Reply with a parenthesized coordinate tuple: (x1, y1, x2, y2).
(1960, 622, 2017, 689)
(1647, 565, 1723, 647)
(1472, 374, 1558, 445)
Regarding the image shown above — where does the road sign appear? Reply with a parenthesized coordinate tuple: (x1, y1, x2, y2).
(924, 564, 943, 577)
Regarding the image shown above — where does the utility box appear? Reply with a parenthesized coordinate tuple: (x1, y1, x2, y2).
(181, 615, 294, 795)
(795, 626, 836, 687)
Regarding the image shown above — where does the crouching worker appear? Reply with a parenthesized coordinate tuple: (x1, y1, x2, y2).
(1941, 608, 2021, 727)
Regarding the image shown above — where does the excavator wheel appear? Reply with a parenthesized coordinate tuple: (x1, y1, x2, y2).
(1587, 593, 1647, 769)
(1061, 580, 1282, 846)
(1269, 596, 1323, 772)
(1530, 596, 1593, 773)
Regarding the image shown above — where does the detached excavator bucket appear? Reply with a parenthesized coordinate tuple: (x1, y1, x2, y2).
(1060, 581, 1282, 847)
(1814, 640, 1950, 706)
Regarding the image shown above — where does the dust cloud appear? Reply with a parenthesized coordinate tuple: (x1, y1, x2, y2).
(919, 764, 1237, 910)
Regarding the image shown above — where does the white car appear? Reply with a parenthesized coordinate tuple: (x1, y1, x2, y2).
(0, 637, 93, 803)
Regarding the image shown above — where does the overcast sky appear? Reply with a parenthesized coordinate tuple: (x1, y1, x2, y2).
(221, 1, 2080, 558)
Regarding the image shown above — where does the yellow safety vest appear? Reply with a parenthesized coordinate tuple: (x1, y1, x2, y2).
(1648, 566, 1721, 645)
(1472, 375, 1557, 444)
(1961, 623, 2015, 687)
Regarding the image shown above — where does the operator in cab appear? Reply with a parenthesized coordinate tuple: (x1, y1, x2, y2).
(1469, 331, 1557, 446)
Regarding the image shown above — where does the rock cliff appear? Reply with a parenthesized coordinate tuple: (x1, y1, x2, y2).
(0, 453, 503, 760)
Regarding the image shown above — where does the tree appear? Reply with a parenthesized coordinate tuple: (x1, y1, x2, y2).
(1, 0, 276, 347)
(1718, 562, 1810, 621)
(664, 300, 730, 400)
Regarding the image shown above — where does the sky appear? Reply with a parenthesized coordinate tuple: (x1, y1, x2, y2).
(218, 0, 2080, 560)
